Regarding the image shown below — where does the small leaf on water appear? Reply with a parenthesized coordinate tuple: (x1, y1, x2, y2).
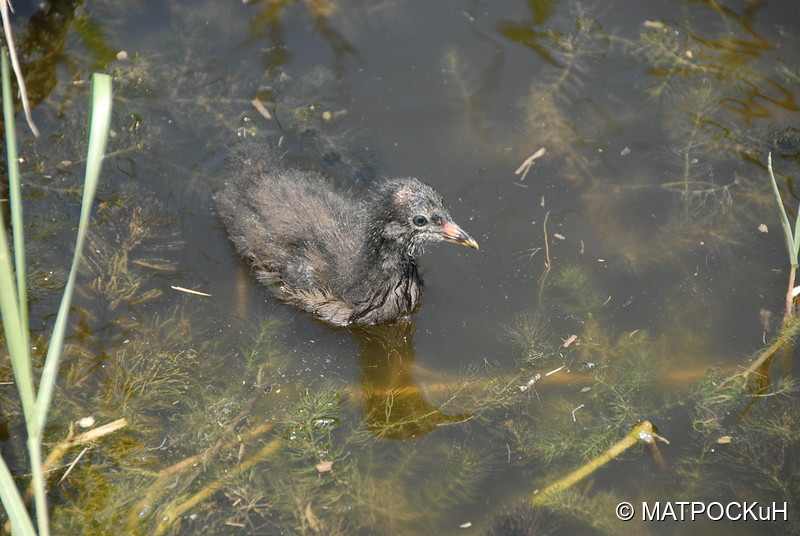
(316, 461, 334, 472)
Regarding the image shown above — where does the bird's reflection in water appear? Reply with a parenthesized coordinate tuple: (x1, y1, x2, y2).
(349, 319, 472, 440)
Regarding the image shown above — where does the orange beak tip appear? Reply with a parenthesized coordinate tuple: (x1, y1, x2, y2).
(441, 221, 479, 250)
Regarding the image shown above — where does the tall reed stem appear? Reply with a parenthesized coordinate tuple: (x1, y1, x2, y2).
(0, 48, 113, 535)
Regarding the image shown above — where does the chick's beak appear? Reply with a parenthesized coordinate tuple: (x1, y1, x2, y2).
(441, 221, 479, 250)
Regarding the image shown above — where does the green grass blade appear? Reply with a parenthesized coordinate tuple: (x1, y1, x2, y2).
(0, 214, 34, 412)
(0, 202, 35, 415)
(767, 153, 798, 268)
(794, 199, 800, 259)
(0, 46, 37, 536)
(2, 47, 29, 345)
(0, 454, 36, 536)
(28, 437, 48, 536)
(24, 72, 112, 536)
(32, 72, 113, 435)
(0, 47, 35, 418)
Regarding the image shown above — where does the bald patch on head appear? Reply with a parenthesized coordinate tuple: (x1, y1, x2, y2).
(392, 184, 418, 208)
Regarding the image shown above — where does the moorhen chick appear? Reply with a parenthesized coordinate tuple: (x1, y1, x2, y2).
(213, 147, 479, 326)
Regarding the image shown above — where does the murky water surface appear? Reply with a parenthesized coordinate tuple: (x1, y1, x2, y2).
(2, 0, 800, 534)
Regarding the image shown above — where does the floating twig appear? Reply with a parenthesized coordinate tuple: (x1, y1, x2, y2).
(57, 447, 88, 485)
(251, 97, 273, 120)
(514, 147, 546, 182)
(170, 285, 212, 297)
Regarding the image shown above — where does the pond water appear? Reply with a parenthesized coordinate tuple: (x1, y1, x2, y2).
(2, 0, 799, 534)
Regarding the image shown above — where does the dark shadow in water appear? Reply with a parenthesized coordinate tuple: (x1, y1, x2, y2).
(247, 0, 358, 77)
(16, 0, 118, 106)
(350, 319, 472, 441)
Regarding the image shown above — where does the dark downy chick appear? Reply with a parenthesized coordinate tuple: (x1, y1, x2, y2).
(213, 147, 478, 326)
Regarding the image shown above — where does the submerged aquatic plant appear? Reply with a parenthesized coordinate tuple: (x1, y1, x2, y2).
(81, 198, 182, 312)
(500, 312, 555, 364)
(515, 8, 612, 184)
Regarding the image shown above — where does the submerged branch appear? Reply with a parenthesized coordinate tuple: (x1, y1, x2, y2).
(126, 421, 276, 531)
(153, 436, 282, 536)
(41, 418, 128, 477)
(532, 420, 661, 504)
(732, 315, 800, 382)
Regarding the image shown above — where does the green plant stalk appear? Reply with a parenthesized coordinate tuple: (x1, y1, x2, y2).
(28, 439, 48, 536)
(0, 227, 35, 536)
(0, 47, 36, 536)
(0, 66, 112, 536)
(27, 72, 112, 536)
(767, 152, 798, 267)
(31, 72, 112, 437)
(0, 456, 36, 536)
(767, 152, 800, 323)
(786, 266, 797, 326)
(533, 420, 655, 504)
(0, 48, 35, 418)
(2, 48, 30, 351)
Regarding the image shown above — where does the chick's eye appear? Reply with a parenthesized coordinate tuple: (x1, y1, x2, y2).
(412, 215, 428, 227)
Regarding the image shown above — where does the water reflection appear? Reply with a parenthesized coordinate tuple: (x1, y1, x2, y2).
(15, 0, 84, 106)
(248, 0, 357, 76)
(352, 319, 472, 440)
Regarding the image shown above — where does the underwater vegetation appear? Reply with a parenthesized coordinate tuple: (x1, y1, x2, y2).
(1, 1, 799, 535)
